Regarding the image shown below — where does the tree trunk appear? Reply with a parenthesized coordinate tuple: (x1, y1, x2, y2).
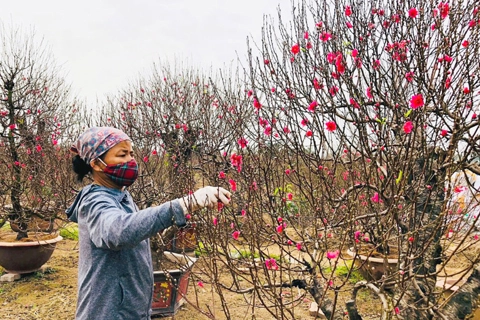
(441, 265, 480, 318)
(5, 79, 27, 240)
(397, 151, 445, 318)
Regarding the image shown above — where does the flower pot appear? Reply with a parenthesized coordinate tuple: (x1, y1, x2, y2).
(346, 247, 398, 284)
(151, 252, 197, 317)
(0, 235, 63, 274)
(167, 224, 198, 253)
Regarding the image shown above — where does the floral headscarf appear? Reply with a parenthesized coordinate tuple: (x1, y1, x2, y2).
(71, 127, 131, 164)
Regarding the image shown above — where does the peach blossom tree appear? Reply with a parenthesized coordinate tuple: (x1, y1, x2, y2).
(0, 26, 82, 239)
(104, 1, 480, 318)
(218, 0, 480, 319)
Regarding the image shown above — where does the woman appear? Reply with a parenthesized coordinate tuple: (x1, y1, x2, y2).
(66, 127, 231, 320)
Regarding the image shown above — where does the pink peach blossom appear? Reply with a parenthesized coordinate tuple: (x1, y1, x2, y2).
(232, 231, 240, 240)
(320, 32, 332, 42)
(403, 121, 414, 134)
(265, 258, 279, 270)
(438, 2, 449, 19)
(366, 87, 373, 99)
(371, 192, 380, 203)
(349, 98, 360, 109)
(325, 121, 337, 132)
(405, 71, 414, 82)
(409, 94, 424, 109)
(345, 6, 352, 16)
(326, 250, 339, 260)
(237, 137, 248, 148)
(291, 44, 300, 55)
(229, 179, 237, 191)
(308, 100, 318, 112)
(408, 8, 418, 18)
(253, 99, 262, 110)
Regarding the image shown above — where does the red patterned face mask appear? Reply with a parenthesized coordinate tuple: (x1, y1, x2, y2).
(98, 159, 138, 187)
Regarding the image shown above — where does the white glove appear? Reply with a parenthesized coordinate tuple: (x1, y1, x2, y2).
(180, 186, 232, 212)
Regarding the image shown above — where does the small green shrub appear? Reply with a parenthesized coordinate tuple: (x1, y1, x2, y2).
(267, 253, 281, 261)
(335, 265, 364, 284)
(195, 241, 208, 257)
(59, 224, 79, 241)
(266, 253, 290, 263)
(230, 249, 260, 260)
(0, 222, 11, 230)
(323, 262, 364, 284)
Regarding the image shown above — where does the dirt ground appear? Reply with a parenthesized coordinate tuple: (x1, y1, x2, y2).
(0, 237, 478, 320)
(0, 239, 79, 320)
(0, 238, 386, 320)
(6, 238, 480, 320)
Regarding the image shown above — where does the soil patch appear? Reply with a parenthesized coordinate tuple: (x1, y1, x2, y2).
(0, 228, 59, 242)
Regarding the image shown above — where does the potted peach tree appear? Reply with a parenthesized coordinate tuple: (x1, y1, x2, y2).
(0, 26, 79, 275)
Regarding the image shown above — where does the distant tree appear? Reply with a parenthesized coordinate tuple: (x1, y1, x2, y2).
(100, 63, 248, 206)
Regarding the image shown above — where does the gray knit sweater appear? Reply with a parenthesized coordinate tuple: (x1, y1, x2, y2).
(66, 184, 186, 320)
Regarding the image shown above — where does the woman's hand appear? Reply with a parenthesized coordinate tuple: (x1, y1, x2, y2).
(180, 186, 231, 212)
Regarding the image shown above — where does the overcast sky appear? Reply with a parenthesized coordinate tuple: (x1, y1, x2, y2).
(3, 0, 292, 106)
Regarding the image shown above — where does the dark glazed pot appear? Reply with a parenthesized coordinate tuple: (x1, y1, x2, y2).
(346, 247, 398, 284)
(0, 235, 63, 274)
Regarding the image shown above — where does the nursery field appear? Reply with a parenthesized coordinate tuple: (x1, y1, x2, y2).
(0, 238, 385, 320)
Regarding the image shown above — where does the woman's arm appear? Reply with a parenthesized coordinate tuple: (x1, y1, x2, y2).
(81, 196, 186, 250)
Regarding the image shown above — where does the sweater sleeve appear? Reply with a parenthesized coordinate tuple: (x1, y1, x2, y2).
(80, 195, 186, 250)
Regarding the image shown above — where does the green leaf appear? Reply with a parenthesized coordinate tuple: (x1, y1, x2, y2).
(285, 184, 293, 192)
(396, 170, 403, 184)
(404, 109, 412, 118)
(273, 187, 280, 196)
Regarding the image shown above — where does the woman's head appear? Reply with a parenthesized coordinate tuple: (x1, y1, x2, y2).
(71, 127, 138, 188)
